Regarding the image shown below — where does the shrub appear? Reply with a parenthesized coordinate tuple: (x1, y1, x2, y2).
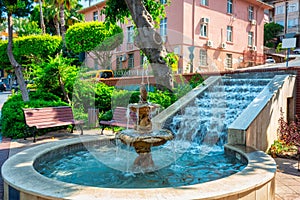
(0, 35, 62, 67)
(94, 82, 114, 111)
(65, 21, 123, 53)
(111, 90, 140, 109)
(1, 93, 67, 139)
(269, 108, 300, 157)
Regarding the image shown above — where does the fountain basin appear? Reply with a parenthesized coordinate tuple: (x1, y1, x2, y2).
(2, 136, 276, 200)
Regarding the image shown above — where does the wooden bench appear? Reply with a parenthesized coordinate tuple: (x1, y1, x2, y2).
(23, 106, 84, 142)
(99, 107, 136, 134)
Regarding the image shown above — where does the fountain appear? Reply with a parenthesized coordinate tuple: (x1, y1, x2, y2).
(116, 84, 173, 172)
(2, 72, 283, 200)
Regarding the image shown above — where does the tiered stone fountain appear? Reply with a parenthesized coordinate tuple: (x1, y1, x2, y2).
(116, 84, 174, 171)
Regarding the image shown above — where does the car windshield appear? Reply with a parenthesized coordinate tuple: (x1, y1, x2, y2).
(100, 71, 113, 78)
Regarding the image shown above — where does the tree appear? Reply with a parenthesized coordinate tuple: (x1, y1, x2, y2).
(264, 22, 284, 48)
(65, 21, 123, 69)
(0, 35, 62, 72)
(36, 0, 46, 34)
(102, 0, 173, 90)
(0, 0, 33, 102)
(46, 0, 78, 43)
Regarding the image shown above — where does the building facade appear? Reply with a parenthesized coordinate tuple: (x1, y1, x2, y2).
(270, 0, 300, 47)
(79, 0, 271, 74)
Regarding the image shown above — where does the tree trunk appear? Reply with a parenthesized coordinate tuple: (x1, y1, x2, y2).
(54, 15, 60, 36)
(7, 13, 29, 102)
(123, 0, 173, 90)
(59, 3, 66, 43)
(39, 0, 46, 34)
(57, 73, 71, 104)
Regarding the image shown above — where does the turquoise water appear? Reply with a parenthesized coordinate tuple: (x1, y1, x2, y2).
(35, 143, 246, 188)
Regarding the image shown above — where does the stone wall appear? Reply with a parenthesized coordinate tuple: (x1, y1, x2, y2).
(228, 75, 296, 151)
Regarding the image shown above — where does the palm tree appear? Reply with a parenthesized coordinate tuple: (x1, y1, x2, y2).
(46, 0, 78, 42)
(38, 0, 46, 34)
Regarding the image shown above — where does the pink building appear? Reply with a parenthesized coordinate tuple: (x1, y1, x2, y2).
(79, 0, 272, 74)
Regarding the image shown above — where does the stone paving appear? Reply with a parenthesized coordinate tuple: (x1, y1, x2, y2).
(275, 157, 300, 200)
(0, 130, 299, 200)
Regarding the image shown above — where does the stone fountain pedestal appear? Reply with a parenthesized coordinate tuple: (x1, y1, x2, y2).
(116, 103, 173, 172)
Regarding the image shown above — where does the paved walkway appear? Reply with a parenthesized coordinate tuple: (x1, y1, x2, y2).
(0, 131, 299, 200)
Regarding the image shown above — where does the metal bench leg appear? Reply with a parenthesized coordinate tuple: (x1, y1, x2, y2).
(100, 126, 105, 135)
(79, 125, 83, 135)
(32, 127, 37, 143)
(70, 125, 74, 133)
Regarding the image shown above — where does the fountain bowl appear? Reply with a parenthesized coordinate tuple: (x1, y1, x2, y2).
(2, 136, 276, 200)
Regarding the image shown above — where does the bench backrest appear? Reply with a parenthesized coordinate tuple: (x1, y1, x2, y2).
(23, 106, 75, 127)
(112, 107, 137, 125)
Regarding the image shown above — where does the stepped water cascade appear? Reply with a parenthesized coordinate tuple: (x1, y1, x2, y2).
(168, 76, 272, 149)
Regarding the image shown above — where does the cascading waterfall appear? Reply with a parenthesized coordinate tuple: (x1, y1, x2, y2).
(169, 77, 272, 149)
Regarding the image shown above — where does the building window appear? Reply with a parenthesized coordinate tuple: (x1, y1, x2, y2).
(276, 20, 284, 27)
(248, 32, 253, 46)
(227, 26, 233, 42)
(199, 49, 207, 66)
(200, 24, 208, 37)
(288, 18, 298, 28)
(93, 11, 98, 21)
(288, 3, 298, 13)
(128, 53, 134, 69)
(160, 0, 167, 4)
(226, 54, 232, 68)
(160, 18, 167, 42)
(127, 26, 134, 43)
(200, 0, 208, 6)
(227, 0, 233, 14)
(116, 56, 122, 70)
(275, 5, 284, 15)
(248, 6, 254, 20)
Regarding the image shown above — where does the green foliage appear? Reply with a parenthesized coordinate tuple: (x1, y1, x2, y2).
(14, 34, 62, 60)
(32, 54, 79, 101)
(111, 90, 140, 109)
(103, 0, 168, 26)
(13, 18, 42, 36)
(189, 73, 205, 89)
(94, 82, 114, 111)
(148, 90, 174, 109)
(269, 140, 291, 156)
(99, 110, 113, 121)
(0, 40, 10, 68)
(0, 34, 62, 67)
(1, 92, 67, 139)
(72, 80, 96, 112)
(0, 0, 33, 18)
(164, 52, 179, 71)
(264, 22, 283, 48)
(276, 43, 283, 53)
(101, 0, 130, 24)
(65, 21, 123, 53)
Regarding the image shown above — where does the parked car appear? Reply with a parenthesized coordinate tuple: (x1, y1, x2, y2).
(0, 82, 7, 92)
(265, 56, 275, 63)
(95, 70, 114, 79)
(11, 80, 35, 93)
(293, 48, 300, 54)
